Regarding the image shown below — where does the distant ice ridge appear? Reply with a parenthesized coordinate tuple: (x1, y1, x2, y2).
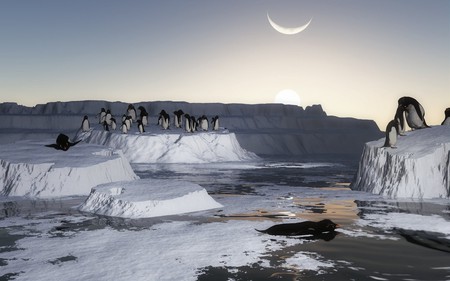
(351, 126, 450, 199)
(79, 179, 223, 218)
(77, 129, 259, 163)
(0, 140, 138, 197)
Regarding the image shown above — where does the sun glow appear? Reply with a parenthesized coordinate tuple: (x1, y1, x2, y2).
(274, 89, 301, 106)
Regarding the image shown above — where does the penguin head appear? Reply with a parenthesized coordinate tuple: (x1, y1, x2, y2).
(317, 219, 339, 232)
(445, 108, 450, 118)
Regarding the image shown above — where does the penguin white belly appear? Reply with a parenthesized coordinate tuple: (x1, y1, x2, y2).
(185, 121, 191, 132)
(162, 119, 169, 130)
(111, 121, 117, 130)
(142, 116, 148, 126)
(201, 120, 208, 131)
(405, 105, 424, 129)
(213, 120, 219, 131)
(82, 120, 90, 132)
(388, 128, 397, 147)
(121, 124, 128, 134)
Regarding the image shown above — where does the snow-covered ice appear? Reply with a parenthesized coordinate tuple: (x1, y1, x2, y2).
(76, 128, 259, 163)
(0, 140, 138, 197)
(79, 179, 223, 218)
(351, 126, 450, 199)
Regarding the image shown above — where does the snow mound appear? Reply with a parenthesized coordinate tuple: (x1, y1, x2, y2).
(78, 179, 223, 218)
(77, 129, 259, 163)
(351, 126, 450, 199)
(0, 140, 139, 197)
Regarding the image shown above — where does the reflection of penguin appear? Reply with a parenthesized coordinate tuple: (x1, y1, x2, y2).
(398, 96, 429, 129)
(211, 115, 219, 131)
(137, 120, 145, 133)
(98, 108, 106, 124)
(184, 114, 191, 132)
(127, 104, 137, 121)
(174, 110, 184, 128)
(121, 121, 128, 134)
(46, 134, 81, 151)
(397, 229, 450, 253)
(441, 108, 450, 125)
(383, 120, 400, 148)
(110, 118, 117, 130)
(256, 219, 339, 236)
(138, 106, 148, 126)
(199, 115, 208, 131)
(81, 115, 90, 132)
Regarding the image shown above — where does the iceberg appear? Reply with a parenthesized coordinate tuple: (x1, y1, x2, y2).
(78, 179, 223, 218)
(351, 126, 450, 199)
(0, 140, 138, 197)
(76, 128, 259, 163)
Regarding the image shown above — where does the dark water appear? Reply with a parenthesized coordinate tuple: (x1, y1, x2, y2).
(1, 158, 450, 281)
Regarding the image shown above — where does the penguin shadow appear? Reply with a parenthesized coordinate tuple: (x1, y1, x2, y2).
(396, 228, 450, 253)
(45, 133, 81, 151)
(256, 219, 340, 242)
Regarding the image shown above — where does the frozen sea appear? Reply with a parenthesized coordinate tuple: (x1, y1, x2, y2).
(1, 158, 450, 281)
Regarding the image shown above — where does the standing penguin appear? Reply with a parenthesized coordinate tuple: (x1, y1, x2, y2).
(98, 108, 106, 124)
(441, 108, 450, 126)
(184, 114, 192, 132)
(121, 121, 128, 134)
(124, 116, 132, 130)
(199, 115, 208, 131)
(383, 120, 400, 148)
(174, 110, 184, 128)
(211, 115, 220, 131)
(81, 115, 90, 132)
(190, 116, 198, 132)
(127, 104, 137, 121)
(137, 120, 145, 133)
(161, 111, 170, 130)
(105, 109, 112, 126)
(138, 106, 149, 126)
(394, 106, 406, 135)
(110, 117, 117, 130)
(398, 96, 429, 130)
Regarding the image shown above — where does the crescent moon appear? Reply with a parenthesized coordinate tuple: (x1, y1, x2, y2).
(267, 13, 312, 35)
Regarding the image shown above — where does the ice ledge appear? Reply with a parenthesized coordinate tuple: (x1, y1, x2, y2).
(351, 126, 450, 199)
(0, 140, 139, 198)
(78, 179, 223, 218)
(77, 129, 259, 164)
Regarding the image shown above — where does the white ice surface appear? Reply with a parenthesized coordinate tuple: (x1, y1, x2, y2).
(352, 126, 450, 198)
(79, 179, 223, 218)
(0, 140, 138, 197)
(76, 128, 259, 163)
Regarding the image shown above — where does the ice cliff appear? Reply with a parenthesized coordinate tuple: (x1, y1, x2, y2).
(0, 101, 382, 157)
(351, 126, 450, 199)
(0, 140, 138, 197)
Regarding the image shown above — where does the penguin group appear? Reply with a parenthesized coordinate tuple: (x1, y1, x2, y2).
(382, 96, 449, 148)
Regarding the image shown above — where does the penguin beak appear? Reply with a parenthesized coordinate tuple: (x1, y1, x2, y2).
(335, 224, 341, 228)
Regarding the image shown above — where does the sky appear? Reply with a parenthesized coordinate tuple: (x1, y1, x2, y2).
(0, 0, 449, 129)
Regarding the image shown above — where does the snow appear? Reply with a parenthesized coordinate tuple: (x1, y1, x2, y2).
(78, 179, 223, 218)
(76, 128, 259, 163)
(0, 140, 138, 197)
(351, 126, 450, 199)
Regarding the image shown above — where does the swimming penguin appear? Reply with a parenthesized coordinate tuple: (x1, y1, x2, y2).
(184, 114, 192, 132)
(81, 115, 90, 132)
(383, 120, 400, 148)
(398, 96, 429, 130)
(441, 108, 450, 126)
(138, 106, 148, 126)
(137, 120, 145, 133)
(121, 121, 128, 134)
(124, 116, 132, 130)
(127, 104, 137, 121)
(211, 115, 220, 131)
(256, 219, 339, 236)
(199, 115, 208, 131)
(105, 109, 112, 126)
(98, 108, 106, 124)
(110, 117, 117, 130)
(45, 134, 81, 151)
(174, 109, 184, 128)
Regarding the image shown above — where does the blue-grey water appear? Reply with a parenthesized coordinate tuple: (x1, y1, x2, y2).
(1, 158, 450, 281)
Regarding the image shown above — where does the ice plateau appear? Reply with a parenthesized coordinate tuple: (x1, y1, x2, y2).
(351, 126, 450, 199)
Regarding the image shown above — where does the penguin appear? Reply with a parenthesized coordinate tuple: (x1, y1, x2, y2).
(105, 109, 112, 126)
(199, 115, 208, 131)
(121, 114, 127, 123)
(184, 113, 192, 132)
(383, 120, 400, 148)
(121, 121, 128, 134)
(161, 111, 170, 130)
(124, 116, 132, 130)
(81, 115, 90, 132)
(394, 105, 406, 135)
(138, 106, 149, 126)
(103, 120, 109, 131)
(45, 134, 81, 151)
(110, 117, 117, 130)
(98, 108, 106, 124)
(398, 96, 429, 130)
(127, 104, 137, 121)
(441, 108, 450, 126)
(211, 115, 220, 131)
(174, 109, 184, 128)
(137, 120, 145, 133)
(190, 115, 198, 132)
(256, 219, 339, 236)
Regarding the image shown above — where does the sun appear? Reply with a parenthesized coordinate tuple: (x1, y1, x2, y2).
(274, 89, 301, 106)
